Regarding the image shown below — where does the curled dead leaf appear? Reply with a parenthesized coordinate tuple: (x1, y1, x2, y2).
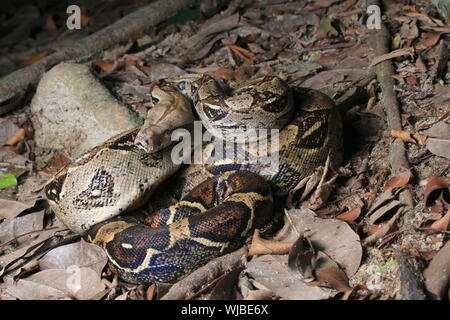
(336, 206, 362, 222)
(423, 176, 450, 213)
(313, 251, 351, 292)
(363, 207, 404, 246)
(382, 169, 413, 191)
(427, 207, 450, 234)
(287, 235, 315, 281)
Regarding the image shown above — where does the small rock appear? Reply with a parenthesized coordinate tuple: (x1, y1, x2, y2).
(29, 63, 143, 162)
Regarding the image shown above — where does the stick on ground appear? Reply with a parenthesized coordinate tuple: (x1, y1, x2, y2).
(368, 0, 414, 210)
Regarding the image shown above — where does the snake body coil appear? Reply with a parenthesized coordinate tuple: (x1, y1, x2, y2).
(45, 75, 343, 283)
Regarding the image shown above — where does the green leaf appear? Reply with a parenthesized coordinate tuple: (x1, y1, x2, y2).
(166, 9, 198, 25)
(0, 174, 18, 189)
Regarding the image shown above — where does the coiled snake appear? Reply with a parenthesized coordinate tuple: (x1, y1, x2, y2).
(45, 75, 343, 283)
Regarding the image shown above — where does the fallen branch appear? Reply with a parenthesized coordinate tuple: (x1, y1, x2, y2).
(368, 0, 414, 211)
(0, 0, 202, 104)
(160, 248, 246, 300)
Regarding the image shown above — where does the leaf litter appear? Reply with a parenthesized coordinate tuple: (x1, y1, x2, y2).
(0, 0, 449, 300)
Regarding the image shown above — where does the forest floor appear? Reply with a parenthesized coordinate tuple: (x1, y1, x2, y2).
(0, 0, 449, 300)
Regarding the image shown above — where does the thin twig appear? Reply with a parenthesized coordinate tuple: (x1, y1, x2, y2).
(0, 226, 67, 249)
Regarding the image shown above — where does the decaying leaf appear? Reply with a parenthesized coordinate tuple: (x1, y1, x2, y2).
(416, 32, 441, 50)
(336, 206, 362, 222)
(367, 199, 403, 225)
(391, 129, 428, 145)
(5, 267, 105, 300)
(208, 267, 244, 300)
(245, 254, 332, 300)
(0, 198, 37, 220)
(423, 176, 450, 213)
(312, 251, 351, 292)
(287, 235, 315, 281)
(275, 209, 362, 277)
(363, 207, 404, 246)
(39, 239, 107, 276)
(382, 169, 413, 191)
(143, 63, 187, 82)
(427, 207, 450, 234)
(0, 210, 44, 248)
(244, 288, 274, 300)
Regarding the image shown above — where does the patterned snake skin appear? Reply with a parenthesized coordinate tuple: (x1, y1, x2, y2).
(45, 75, 343, 283)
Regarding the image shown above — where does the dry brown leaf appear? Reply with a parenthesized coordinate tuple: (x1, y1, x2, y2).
(146, 284, 156, 300)
(336, 206, 362, 222)
(391, 129, 428, 145)
(143, 63, 187, 82)
(185, 13, 239, 49)
(221, 34, 238, 46)
(247, 43, 266, 54)
(416, 32, 441, 50)
(4, 275, 68, 300)
(400, 18, 419, 40)
(245, 255, 331, 300)
(0, 225, 67, 277)
(92, 60, 116, 73)
(405, 75, 418, 85)
(368, 199, 402, 225)
(287, 235, 315, 281)
(0, 119, 20, 146)
(208, 267, 244, 300)
(244, 289, 274, 300)
(275, 209, 362, 277)
(382, 169, 413, 191)
(424, 176, 450, 213)
(363, 207, 403, 245)
(1, 128, 26, 154)
(213, 67, 235, 80)
(41, 154, 70, 176)
(428, 207, 450, 234)
(313, 251, 351, 292)
(340, 284, 372, 300)
(369, 47, 414, 68)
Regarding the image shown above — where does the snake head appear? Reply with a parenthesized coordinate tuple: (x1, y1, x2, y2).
(134, 126, 172, 153)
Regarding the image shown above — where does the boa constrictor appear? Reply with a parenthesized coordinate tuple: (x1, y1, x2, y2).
(45, 75, 343, 283)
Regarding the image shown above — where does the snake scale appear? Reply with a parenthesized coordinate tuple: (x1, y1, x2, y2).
(45, 75, 343, 283)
